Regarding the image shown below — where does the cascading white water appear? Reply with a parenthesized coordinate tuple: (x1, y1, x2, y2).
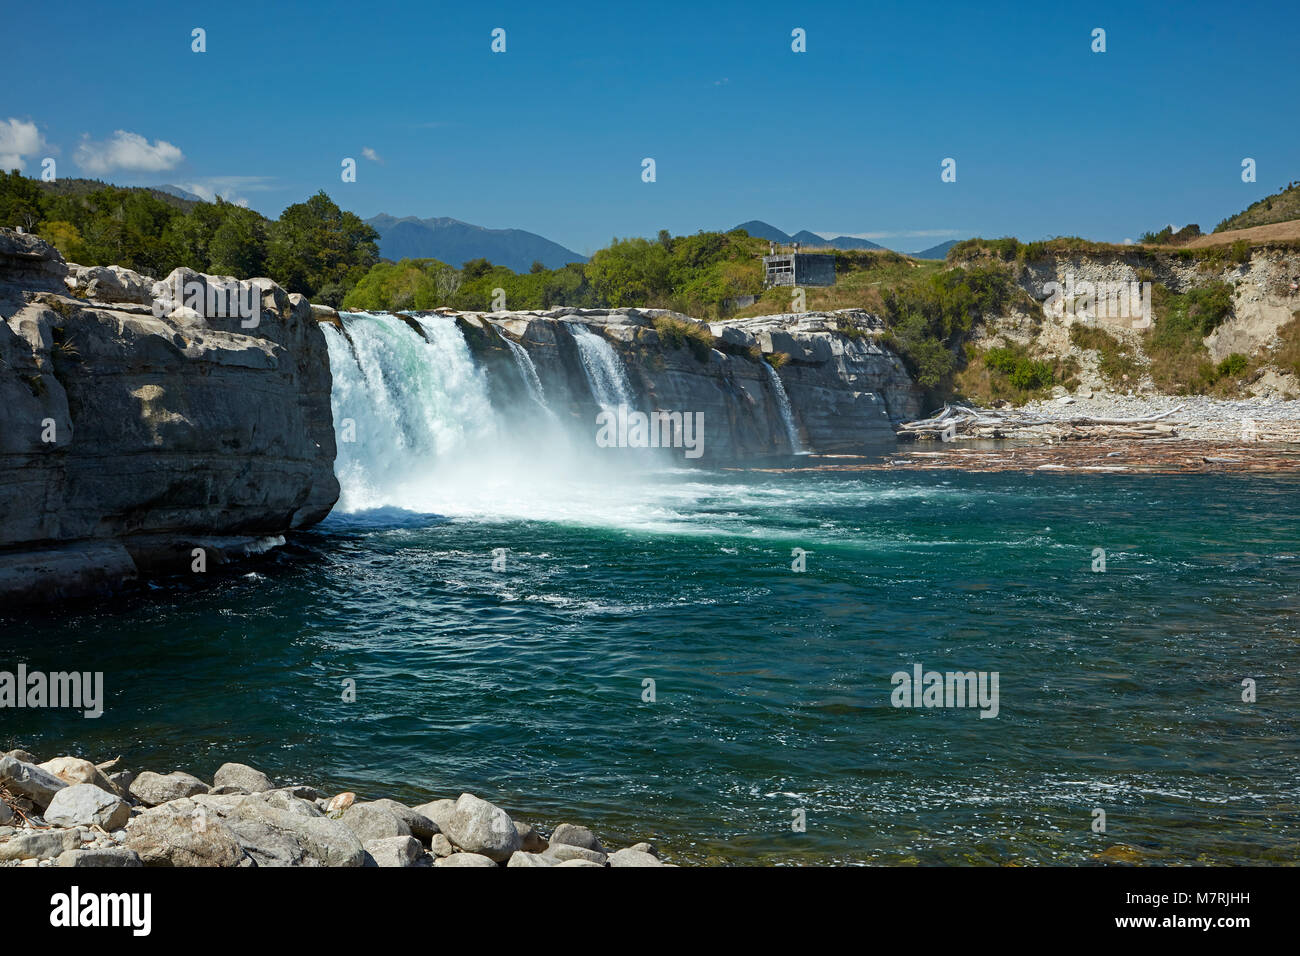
(501, 334, 548, 409)
(763, 361, 808, 455)
(324, 311, 659, 519)
(568, 323, 635, 410)
(324, 312, 501, 511)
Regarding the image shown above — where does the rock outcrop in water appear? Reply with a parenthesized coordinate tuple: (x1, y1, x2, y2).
(0, 229, 339, 605)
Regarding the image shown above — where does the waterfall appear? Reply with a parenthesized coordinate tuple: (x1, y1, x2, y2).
(501, 334, 548, 409)
(763, 362, 808, 455)
(323, 312, 500, 511)
(568, 323, 635, 410)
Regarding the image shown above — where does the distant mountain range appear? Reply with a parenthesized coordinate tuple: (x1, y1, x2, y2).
(909, 240, 958, 260)
(732, 220, 958, 260)
(733, 220, 885, 251)
(365, 214, 586, 272)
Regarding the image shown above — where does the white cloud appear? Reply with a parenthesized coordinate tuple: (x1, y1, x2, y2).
(361, 146, 382, 163)
(174, 176, 273, 207)
(75, 130, 183, 174)
(0, 118, 48, 172)
(813, 228, 961, 240)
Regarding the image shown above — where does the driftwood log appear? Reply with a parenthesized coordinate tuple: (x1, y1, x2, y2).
(898, 403, 1184, 441)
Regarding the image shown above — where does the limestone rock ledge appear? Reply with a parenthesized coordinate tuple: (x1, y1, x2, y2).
(0, 229, 338, 605)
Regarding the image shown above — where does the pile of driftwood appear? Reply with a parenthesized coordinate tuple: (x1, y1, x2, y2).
(898, 404, 1183, 441)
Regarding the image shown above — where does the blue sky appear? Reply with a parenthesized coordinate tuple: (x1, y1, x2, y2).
(2, 0, 1296, 255)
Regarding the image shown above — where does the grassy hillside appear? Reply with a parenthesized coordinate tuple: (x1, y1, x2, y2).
(1215, 181, 1300, 232)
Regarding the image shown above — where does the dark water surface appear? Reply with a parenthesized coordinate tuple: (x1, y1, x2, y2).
(4, 467, 1299, 864)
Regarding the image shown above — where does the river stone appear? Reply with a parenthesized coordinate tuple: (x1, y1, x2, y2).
(411, 797, 456, 834)
(435, 851, 498, 867)
(365, 835, 426, 867)
(0, 755, 68, 808)
(325, 792, 355, 816)
(556, 858, 605, 867)
(38, 756, 120, 795)
(44, 784, 131, 830)
(124, 801, 245, 866)
(549, 823, 605, 854)
(0, 802, 11, 825)
(4, 749, 38, 763)
(0, 828, 82, 861)
(215, 796, 364, 868)
(340, 802, 411, 843)
(609, 848, 664, 867)
(213, 762, 275, 793)
(515, 820, 548, 853)
(370, 798, 438, 840)
(627, 841, 659, 857)
(443, 793, 520, 862)
(251, 789, 323, 818)
(57, 847, 144, 867)
(223, 797, 365, 867)
(129, 770, 210, 806)
(430, 833, 455, 857)
(542, 843, 607, 865)
(507, 850, 558, 867)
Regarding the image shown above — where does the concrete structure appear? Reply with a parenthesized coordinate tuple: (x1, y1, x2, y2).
(762, 253, 836, 288)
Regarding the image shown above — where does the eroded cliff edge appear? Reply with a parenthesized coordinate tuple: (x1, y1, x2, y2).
(0, 229, 339, 605)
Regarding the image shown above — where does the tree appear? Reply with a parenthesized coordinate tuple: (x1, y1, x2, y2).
(268, 191, 379, 299)
(38, 220, 85, 261)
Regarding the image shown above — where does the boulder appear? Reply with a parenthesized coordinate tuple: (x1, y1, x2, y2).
(542, 843, 607, 865)
(370, 798, 438, 840)
(609, 848, 664, 867)
(213, 762, 275, 793)
(38, 756, 120, 794)
(507, 850, 558, 867)
(555, 858, 605, 867)
(364, 835, 426, 868)
(435, 852, 498, 867)
(0, 754, 68, 808)
(44, 784, 131, 830)
(429, 833, 455, 857)
(223, 797, 365, 867)
(549, 823, 605, 854)
(124, 801, 244, 867)
(339, 802, 411, 843)
(129, 771, 210, 806)
(515, 820, 548, 853)
(56, 847, 143, 867)
(411, 797, 456, 834)
(76, 264, 155, 305)
(443, 793, 520, 863)
(0, 828, 82, 861)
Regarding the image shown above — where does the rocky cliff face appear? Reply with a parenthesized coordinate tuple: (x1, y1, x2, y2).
(408, 306, 923, 460)
(0, 229, 338, 605)
(968, 247, 1300, 399)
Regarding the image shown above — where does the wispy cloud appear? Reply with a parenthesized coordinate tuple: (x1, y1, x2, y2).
(813, 228, 962, 240)
(0, 118, 48, 172)
(75, 130, 183, 174)
(173, 176, 275, 207)
(361, 147, 383, 163)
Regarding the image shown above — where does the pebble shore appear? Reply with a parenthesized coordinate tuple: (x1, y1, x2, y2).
(0, 749, 672, 868)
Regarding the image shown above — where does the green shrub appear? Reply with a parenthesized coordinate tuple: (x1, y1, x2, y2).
(652, 315, 714, 362)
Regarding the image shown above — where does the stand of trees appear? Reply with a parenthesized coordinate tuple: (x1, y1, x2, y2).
(0, 172, 378, 306)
